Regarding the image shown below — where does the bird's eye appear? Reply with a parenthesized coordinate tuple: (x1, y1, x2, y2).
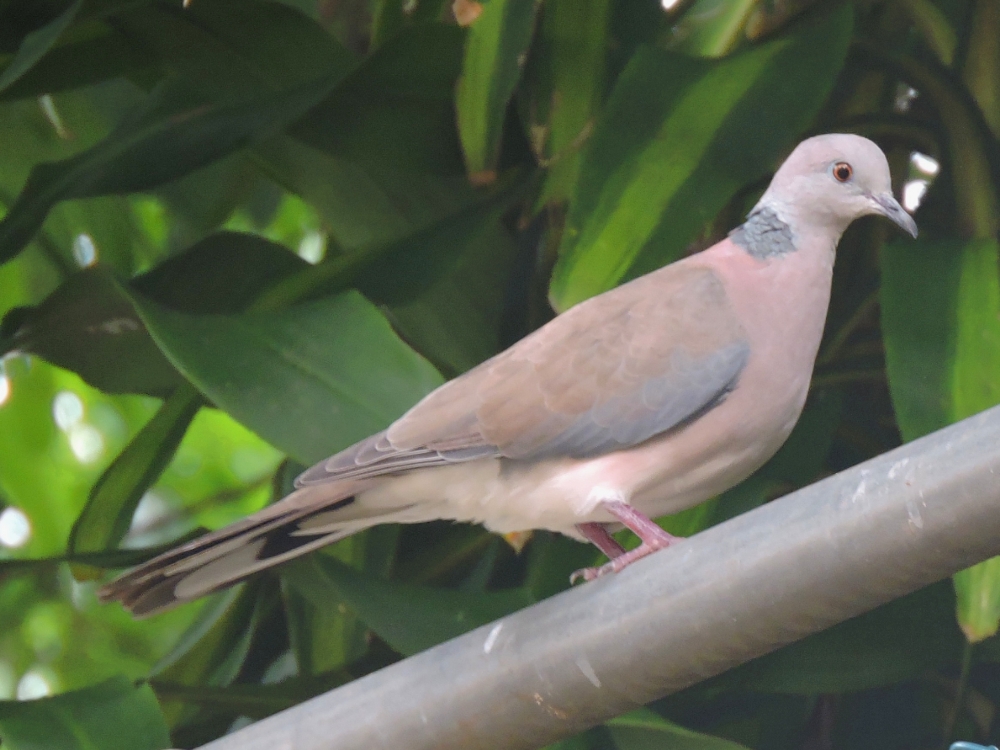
(832, 162, 853, 182)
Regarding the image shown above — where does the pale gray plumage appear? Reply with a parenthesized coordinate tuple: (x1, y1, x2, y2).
(300, 265, 749, 479)
(100, 133, 918, 617)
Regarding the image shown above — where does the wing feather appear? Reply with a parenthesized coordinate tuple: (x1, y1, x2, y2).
(296, 264, 749, 487)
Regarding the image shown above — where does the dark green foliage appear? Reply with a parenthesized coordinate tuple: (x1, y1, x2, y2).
(0, 676, 171, 750)
(0, 0, 999, 748)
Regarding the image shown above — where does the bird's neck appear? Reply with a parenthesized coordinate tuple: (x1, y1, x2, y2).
(728, 207, 795, 259)
(730, 201, 843, 262)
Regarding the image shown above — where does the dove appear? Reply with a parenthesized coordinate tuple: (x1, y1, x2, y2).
(100, 133, 917, 616)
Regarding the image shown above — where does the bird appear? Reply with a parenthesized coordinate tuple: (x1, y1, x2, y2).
(99, 133, 918, 616)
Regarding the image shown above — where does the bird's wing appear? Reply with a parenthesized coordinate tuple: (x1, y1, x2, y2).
(296, 264, 749, 487)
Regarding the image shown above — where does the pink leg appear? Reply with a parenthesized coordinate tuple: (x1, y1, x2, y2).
(576, 522, 627, 559)
(571, 501, 681, 583)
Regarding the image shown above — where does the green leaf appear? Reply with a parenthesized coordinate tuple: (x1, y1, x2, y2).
(371, 0, 407, 47)
(897, 0, 957, 64)
(607, 708, 751, 750)
(0, 267, 181, 397)
(540, 731, 602, 750)
(1, 233, 309, 396)
(0, 74, 339, 266)
(0, 21, 153, 103)
(291, 23, 465, 175)
(548, 5, 853, 311)
(880, 239, 959, 440)
(387, 219, 518, 375)
(132, 232, 309, 313)
(298, 554, 532, 656)
(255, 136, 475, 252)
(522, 0, 611, 205)
(151, 581, 278, 711)
(0, 676, 170, 750)
(667, 0, 758, 58)
(955, 558, 1000, 644)
(726, 581, 962, 694)
(882, 238, 1000, 642)
(126, 287, 444, 465)
(456, 0, 540, 179)
(347, 176, 525, 306)
(0, 0, 353, 101)
(0, 530, 205, 577)
(281, 525, 399, 675)
(0, 0, 84, 94)
(149, 672, 347, 721)
(109, 0, 353, 95)
(951, 240, 1000, 421)
(247, 160, 527, 309)
(68, 383, 201, 572)
(942, 239, 1000, 643)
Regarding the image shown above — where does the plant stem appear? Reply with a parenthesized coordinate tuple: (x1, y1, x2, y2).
(943, 640, 975, 748)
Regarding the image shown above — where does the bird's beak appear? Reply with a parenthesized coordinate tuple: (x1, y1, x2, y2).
(872, 193, 918, 238)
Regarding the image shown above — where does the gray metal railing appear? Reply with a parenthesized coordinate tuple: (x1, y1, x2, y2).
(199, 404, 1000, 750)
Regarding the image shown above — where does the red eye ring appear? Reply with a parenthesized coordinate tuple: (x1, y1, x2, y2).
(833, 162, 853, 182)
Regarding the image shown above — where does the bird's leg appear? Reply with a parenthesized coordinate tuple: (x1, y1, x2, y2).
(576, 522, 627, 559)
(571, 501, 681, 583)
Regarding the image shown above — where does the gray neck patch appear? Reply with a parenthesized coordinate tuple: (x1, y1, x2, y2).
(729, 206, 795, 259)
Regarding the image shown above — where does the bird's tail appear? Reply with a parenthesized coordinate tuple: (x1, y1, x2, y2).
(98, 484, 407, 617)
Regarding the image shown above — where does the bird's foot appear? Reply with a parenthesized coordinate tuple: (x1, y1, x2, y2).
(570, 540, 671, 582)
(570, 500, 681, 584)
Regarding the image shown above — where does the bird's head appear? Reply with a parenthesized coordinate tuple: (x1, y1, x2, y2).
(760, 133, 918, 240)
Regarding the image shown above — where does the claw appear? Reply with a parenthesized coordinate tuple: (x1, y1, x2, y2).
(569, 535, 677, 584)
(571, 500, 681, 584)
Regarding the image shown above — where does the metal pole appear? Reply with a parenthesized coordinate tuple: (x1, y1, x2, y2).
(199, 405, 1000, 750)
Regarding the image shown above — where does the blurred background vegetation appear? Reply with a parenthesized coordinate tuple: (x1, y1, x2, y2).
(0, 0, 997, 747)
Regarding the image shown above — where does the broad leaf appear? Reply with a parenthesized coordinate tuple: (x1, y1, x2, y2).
(281, 526, 399, 675)
(548, 5, 852, 311)
(255, 136, 475, 252)
(881, 239, 961, 440)
(127, 287, 444, 465)
(0, 677, 170, 750)
(456, 0, 540, 179)
(725, 582, 962, 694)
(955, 558, 1000, 644)
(133, 232, 309, 312)
(0, 267, 180, 396)
(299, 554, 532, 656)
(109, 0, 352, 95)
(0, 21, 155, 102)
(151, 581, 276, 726)
(0, 530, 204, 577)
(522, 0, 611, 205)
(151, 585, 258, 683)
(249, 162, 530, 309)
(0, 0, 353, 265)
(0, 76, 337, 265)
(0, 0, 83, 94)
(292, 23, 466, 175)
(607, 708, 751, 750)
(0, 233, 309, 396)
(68, 383, 201, 573)
(667, 0, 759, 58)
(387, 219, 519, 375)
(882, 238, 1000, 642)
